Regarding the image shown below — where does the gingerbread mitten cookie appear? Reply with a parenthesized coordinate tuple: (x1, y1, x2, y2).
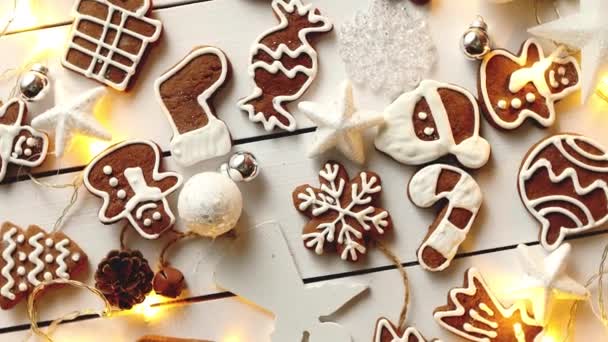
(408, 164, 482, 272)
(375, 80, 490, 169)
(479, 38, 580, 129)
(84, 140, 183, 239)
(156, 46, 232, 166)
(238, 0, 333, 132)
(0, 98, 48, 182)
(518, 134, 608, 250)
(0, 223, 88, 310)
(62, 0, 163, 91)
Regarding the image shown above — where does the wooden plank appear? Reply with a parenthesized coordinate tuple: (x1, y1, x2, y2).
(3, 233, 607, 341)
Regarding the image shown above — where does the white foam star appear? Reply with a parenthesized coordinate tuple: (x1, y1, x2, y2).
(528, 0, 608, 101)
(32, 84, 111, 157)
(298, 81, 383, 164)
(512, 243, 589, 324)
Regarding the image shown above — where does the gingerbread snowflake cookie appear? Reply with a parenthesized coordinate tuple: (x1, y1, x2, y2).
(155, 46, 232, 167)
(0, 98, 49, 183)
(84, 140, 183, 240)
(434, 268, 543, 342)
(238, 0, 333, 132)
(0, 222, 88, 310)
(479, 38, 580, 130)
(62, 0, 162, 91)
(408, 164, 482, 272)
(373, 317, 437, 342)
(375, 80, 490, 169)
(518, 134, 608, 250)
(292, 161, 392, 262)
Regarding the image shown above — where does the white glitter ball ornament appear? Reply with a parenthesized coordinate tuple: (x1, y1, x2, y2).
(338, 0, 436, 99)
(177, 172, 243, 238)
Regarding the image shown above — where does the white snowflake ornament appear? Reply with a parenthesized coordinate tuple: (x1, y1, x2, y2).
(338, 0, 436, 99)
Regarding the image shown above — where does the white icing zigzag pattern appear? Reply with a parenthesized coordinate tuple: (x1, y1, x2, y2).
(27, 232, 45, 286)
(1, 228, 17, 300)
(55, 239, 71, 279)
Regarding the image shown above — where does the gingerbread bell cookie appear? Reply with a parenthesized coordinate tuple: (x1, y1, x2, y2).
(84, 140, 183, 240)
(518, 134, 608, 250)
(292, 161, 392, 262)
(373, 318, 437, 342)
(479, 38, 581, 130)
(0, 98, 49, 183)
(434, 268, 543, 342)
(238, 0, 333, 132)
(0, 222, 88, 310)
(155, 46, 232, 167)
(62, 0, 163, 91)
(408, 164, 482, 272)
(375, 80, 491, 169)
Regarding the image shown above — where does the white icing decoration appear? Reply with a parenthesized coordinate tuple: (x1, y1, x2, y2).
(13, 136, 26, 156)
(463, 323, 498, 338)
(155, 46, 232, 167)
(152, 212, 162, 221)
(0, 98, 49, 182)
(26, 137, 36, 147)
(409, 164, 482, 271)
(418, 111, 428, 120)
(373, 317, 428, 342)
(24, 148, 32, 157)
(62, 0, 162, 91)
(45, 238, 53, 247)
(16, 266, 25, 276)
(237, 0, 333, 132)
(54, 239, 71, 279)
(18, 252, 26, 261)
(18, 283, 27, 292)
(1, 227, 18, 300)
(479, 303, 494, 316)
(143, 219, 152, 227)
(526, 93, 536, 103)
(375, 80, 490, 169)
(109, 177, 118, 187)
(71, 253, 80, 262)
(511, 98, 522, 109)
(16, 235, 24, 244)
(480, 38, 581, 129)
(136, 203, 157, 220)
(43, 272, 52, 281)
(44, 254, 53, 263)
(27, 232, 45, 286)
(518, 134, 608, 250)
(549, 70, 560, 88)
(117, 190, 126, 199)
(561, 77, 570, 86)
(423, 127, 435, 136)
(103, 165, 112, 175)
(558, 66, 566, 75)
(470, 309, 498, 328)
(83, 140, 183, 240)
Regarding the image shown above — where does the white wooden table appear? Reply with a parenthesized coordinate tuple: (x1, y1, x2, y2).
(1, 0, 607, 341)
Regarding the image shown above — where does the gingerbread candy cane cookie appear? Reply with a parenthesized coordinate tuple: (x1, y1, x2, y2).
(408, 164, 482, 272)
(155, 46, 232, 166)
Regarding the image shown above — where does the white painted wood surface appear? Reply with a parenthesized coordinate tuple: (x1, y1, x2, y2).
(1, 0, 607, 341)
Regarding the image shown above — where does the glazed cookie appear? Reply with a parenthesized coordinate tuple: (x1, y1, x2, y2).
(0, 98, 49, 183)
(479, 38, 580, 130)
(375, 80, 490, 169)
(373, 317, 437, 342)
(292, 161, 392, 262)
(408, 164, 482, 272)
(0, 222, 88, 310)
(434, 268, 543, 342)
(518, 134, 608, 250)
(84, 140, 183, 239)
(62, 0, 163, 91)
(155, 46, 232, 166)
(238, 0, 333, 132)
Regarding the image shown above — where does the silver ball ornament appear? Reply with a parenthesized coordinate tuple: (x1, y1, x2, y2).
(221, 151, 259, 183)
(461, 16, 492, 60)
(18, 64, 50, 102)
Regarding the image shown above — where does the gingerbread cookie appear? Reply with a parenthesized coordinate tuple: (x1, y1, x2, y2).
(0, 98, 49, 183)
(375, 80, 490, 169)
(0, 222, 88, 310)
(62, 0, 163, 91)
(408, 164, 482, 272)
(479, 38, 580, 130)
(84, 140, 183, 240)
(292, 161, 392, 262)
(373, 317, 437, 342)
(434, 268, 543, 342)
(155, 46, 232, 167)
(238, 0, 333, 132)
(518, 134, 608, 250)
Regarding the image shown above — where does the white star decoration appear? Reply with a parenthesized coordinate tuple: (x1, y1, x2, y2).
(512, 243, 589, 324)
(298, 81, 383, 164)
(32, 84, 111, 157)
(529, 0, 608, 101)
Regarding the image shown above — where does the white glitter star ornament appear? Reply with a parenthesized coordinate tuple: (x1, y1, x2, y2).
(512, 243, 589, 324)
(528, 0, 608, 102)
(32, 84, 111, 157)
(298, 81, 384, 164)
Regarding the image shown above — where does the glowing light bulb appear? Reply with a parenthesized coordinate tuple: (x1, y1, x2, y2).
(129, 292, 165, 321)
(596, 76, 608, 102)
(541, 335, 556, 342)
(223, 333, 242, 342)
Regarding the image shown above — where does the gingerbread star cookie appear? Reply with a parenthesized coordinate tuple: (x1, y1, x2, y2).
(373, 317, 438, 342)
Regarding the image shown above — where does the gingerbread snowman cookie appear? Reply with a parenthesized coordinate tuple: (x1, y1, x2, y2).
(375, 80, 490, 169)
(479, 38, 580, 130)
(84, 140, 183, 239)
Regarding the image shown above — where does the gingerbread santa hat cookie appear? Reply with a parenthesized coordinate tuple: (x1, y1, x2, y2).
(84, 140, 183, 239)
(375, 80, 490, 169)
(479, 38, 580, 130)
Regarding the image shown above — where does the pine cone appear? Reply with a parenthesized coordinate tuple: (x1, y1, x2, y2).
(95, 250, 154, 310)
